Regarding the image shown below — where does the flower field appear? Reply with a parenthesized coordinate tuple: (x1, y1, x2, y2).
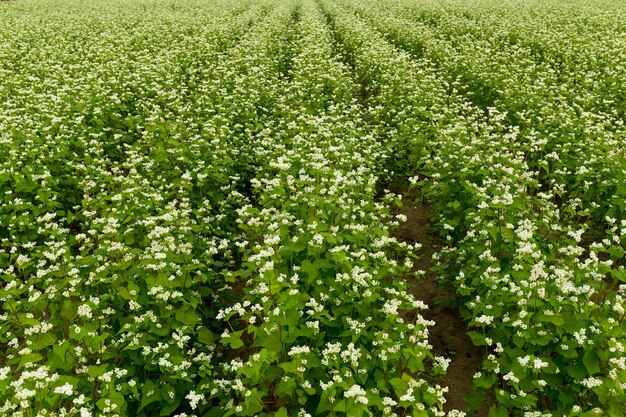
(0, 0, 625, 416)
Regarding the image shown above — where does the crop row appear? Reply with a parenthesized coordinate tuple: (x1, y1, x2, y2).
(0, 0, 457, 416)
(322, 0, 626, 415)
(1, 0, 625, 416)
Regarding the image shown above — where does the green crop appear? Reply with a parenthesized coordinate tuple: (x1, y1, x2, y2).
(1, 0, 624, 416)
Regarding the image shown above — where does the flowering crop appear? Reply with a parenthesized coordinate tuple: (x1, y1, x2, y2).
(1, 0, 625, 416)
(325, 0, 626, 414)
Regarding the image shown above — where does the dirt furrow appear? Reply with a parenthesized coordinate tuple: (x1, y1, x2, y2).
(391, 189, 489, 416)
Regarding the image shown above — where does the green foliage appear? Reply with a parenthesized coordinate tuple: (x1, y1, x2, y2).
(1, 0, 625, 416)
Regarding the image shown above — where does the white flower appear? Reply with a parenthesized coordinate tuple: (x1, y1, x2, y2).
(344, 384, 368, 404)
(518, 355, 531, 367)
(532, 358, 548, 370)
(15, 388, 36, 400)
(297, 409, 312, 417)
(475, 314, 493, 325)
(355, 395, 368, 405)
(399, 387, 415, 402)
(434, 356, 451, 372)
(340, 343, 362, 366)
(77, 304, 93, 319)
(503, 372, 519, 384)
(580, 377, 603, 388)
(288, 346, 310, 356)
(381, 299, 401, 315)
(186, 390, 204, 410)
(310, 233, 324, 246)
(54, 383, 74, 396)
(382, 397, 397, 406)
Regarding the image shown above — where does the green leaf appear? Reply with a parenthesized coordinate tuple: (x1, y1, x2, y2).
(608, 245, 625, 259)
(118, 286, 132, 300)
(18, 353, 42, 369)
(139, 380, 159, 412)
(279, 360, 299, 374)
(176, 307, 199, 326)
(558, 390, 576, 409)
(473, 372, 496, 388)
(560, 345, 578, 358)
(447, 200, 461, 211)
(468, 331, 486, 346)
(389, 377, 408, 398)
(275, 407, 288, 417)
(160, 399, 181, 416)
(49, 341, 71, 370)
(332, 399, 347, 413)
(501, 227, 514, 241)
(97, 391, 125, 412)
(61, 301, 76, 322)
(198, 327, 215, 345)
(37, 332, 56, 349)
(292, 239, 307, 253)
(405, 353, 425, 373)
(562, 314, 582, 333)
(566, 363, 587, 380)
(301, 259, 318, 281)
(488, 406, 509, 417)
(276, 376, 296, 397)
(536, 312, 564, 326)
(88, 365, 107, 378)
(230, 337, 244, 350)
(583, 350, 600, 375)
(221, 330, 244, 349)
(465, 392, 486, 411)
(375, 370, 387, 390)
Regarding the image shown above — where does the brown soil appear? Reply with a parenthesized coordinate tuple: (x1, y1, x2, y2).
(391, 190, 490, 416)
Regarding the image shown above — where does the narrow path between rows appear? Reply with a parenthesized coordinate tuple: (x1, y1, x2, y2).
(390, 187, 489, 416)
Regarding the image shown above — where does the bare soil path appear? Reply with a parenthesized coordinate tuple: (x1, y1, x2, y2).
(390, 189, 489, 416)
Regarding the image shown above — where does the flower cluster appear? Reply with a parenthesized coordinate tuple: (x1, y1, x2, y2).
(2, 0, 623, 416)
(325, 0, 626, 414)
(0, 0, 458, 416)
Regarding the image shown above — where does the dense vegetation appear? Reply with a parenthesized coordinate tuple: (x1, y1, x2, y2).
(0, 0, 625, 416)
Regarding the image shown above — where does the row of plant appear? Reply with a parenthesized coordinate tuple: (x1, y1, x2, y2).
(207, 1, 459, 415)
(2, 0, 624, 415)
(342, 0, 626, 214)
(319, 0, 626, 415)
(0, 0, 281, 414)
(337, 0, 626, 305)
(389, 0, 626, 117)
(0, 0, 465, 415)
